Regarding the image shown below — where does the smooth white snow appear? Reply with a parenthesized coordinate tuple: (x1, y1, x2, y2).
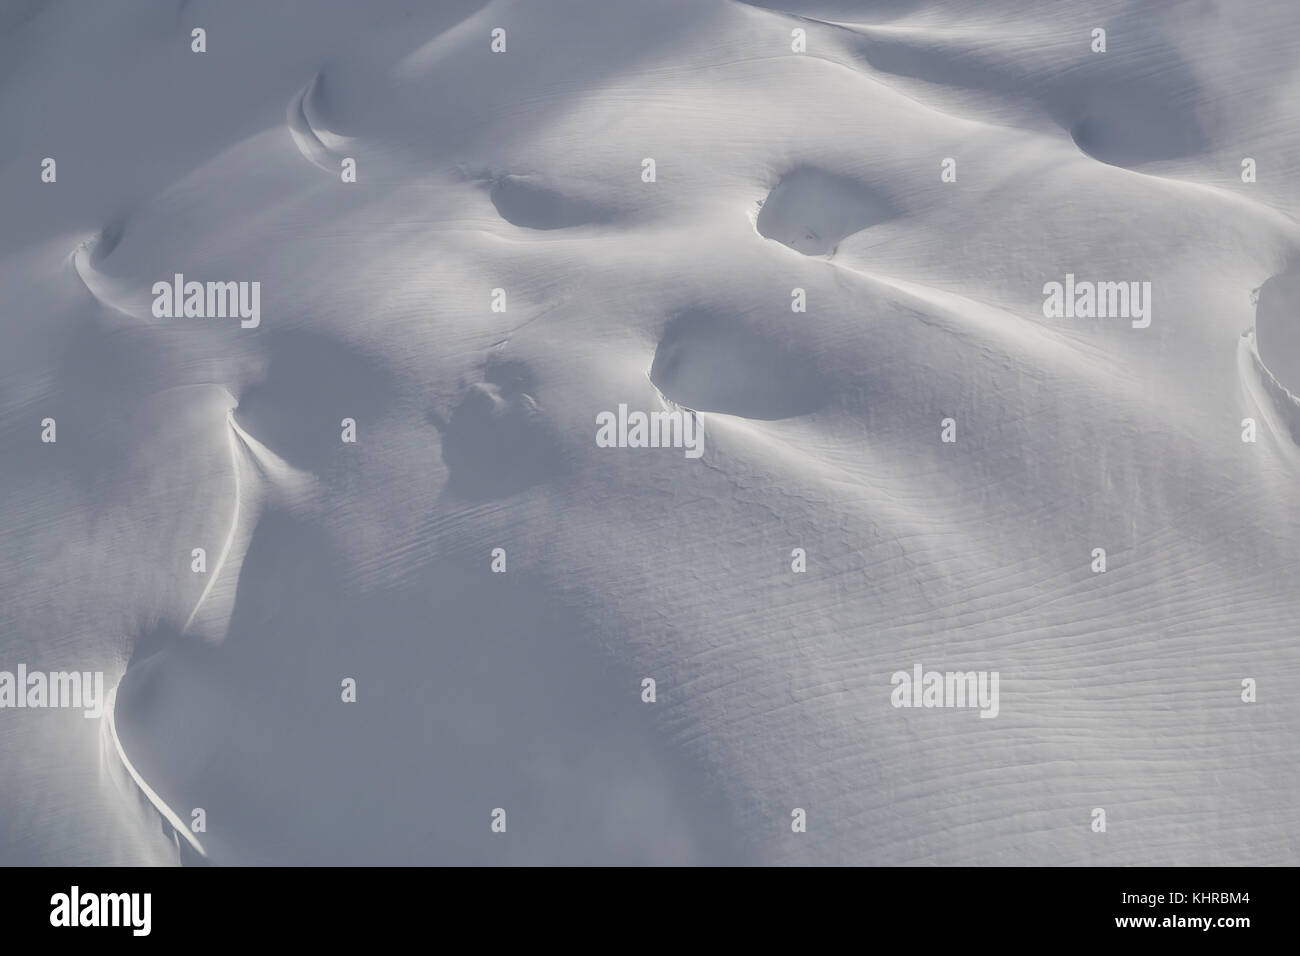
(2, 0, 1299, 866)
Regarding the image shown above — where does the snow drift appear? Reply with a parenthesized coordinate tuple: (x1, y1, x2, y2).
(2, 0, 1300, 866)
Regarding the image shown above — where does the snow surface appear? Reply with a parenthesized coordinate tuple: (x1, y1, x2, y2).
(2, 0, 1300, 865)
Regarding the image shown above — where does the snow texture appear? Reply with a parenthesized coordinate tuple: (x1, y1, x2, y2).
(2, 0, 1299, 866)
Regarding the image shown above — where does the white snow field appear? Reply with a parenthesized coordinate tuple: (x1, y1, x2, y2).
(2, 0, 1300, 866)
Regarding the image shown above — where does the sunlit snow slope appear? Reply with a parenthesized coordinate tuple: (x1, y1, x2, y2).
(2, 0, 1299, 865)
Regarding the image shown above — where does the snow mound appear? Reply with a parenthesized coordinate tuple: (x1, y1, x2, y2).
(4, 0, 1300, 869)
(755, 166, 894, 256)
(433, 361, 563, 500)
(649, 308, 830, 420)
(488, 174, 614, 231)
(1256, 270, 1300, 400)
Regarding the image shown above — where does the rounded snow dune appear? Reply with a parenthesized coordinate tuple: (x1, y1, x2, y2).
(5, 0, 1300, 869)
(232, 329, 400, 476)
(488, 174, 615, 231)
(110, 507, 749, 866)
(833, 12, 1215, 170)
(1065, 87, 1210, 168)
(649, 309, 830, 420)
(1256, 270, 1300, 400)
(433, 361, 565, 500)
(754, 166, 895, 256)
(286, 73, 337, 173)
